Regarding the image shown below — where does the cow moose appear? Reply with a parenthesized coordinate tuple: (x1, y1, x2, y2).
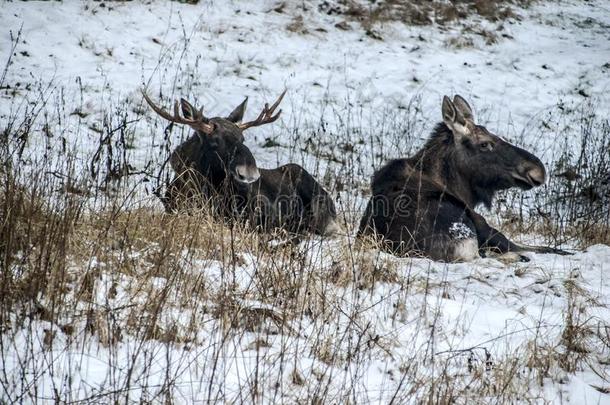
(358, 95, 570, 262)
(143, 90, 338, 236)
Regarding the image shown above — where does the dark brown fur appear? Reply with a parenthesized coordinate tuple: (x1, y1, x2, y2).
(146, 93, 337, 236)
(359, 95, 569, 261)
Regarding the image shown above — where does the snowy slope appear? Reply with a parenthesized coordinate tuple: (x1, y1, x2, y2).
(1, 0, 608, 167)
(3, 240, 610, 403)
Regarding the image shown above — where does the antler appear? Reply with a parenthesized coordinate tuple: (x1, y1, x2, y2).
(142, 91, 214, 134)
(237, 89, 286, 131)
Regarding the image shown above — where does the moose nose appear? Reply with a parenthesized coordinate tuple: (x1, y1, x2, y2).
(526, 166, 545, 186)
(235, 165, 260, 184)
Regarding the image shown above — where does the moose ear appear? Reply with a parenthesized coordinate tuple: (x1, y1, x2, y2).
(442, 95, 469, 138)
(227, 97, 248, 123)
(180, 98, 199, 120)
(442, 96, 457, 125)
(453, 95, 473, 121)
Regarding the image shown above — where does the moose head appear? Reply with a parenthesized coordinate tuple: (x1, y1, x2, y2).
(143, 90, 286, 185)
(439, 95, 546, 206)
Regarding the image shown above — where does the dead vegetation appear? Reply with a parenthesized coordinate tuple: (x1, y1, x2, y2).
(316, 0, 527, 28)
(1, 52, 608, 405)
(498, 101, 610, 248)
(2, 109, 608, 401)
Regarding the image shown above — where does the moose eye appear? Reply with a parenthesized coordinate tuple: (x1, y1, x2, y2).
(480, 142, 493, 151)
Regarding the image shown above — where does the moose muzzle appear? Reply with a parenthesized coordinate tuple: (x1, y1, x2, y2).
(513, 163, 546, 189)
(235, 165, 261, 184)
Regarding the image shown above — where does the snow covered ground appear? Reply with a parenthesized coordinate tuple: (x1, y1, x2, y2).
(1, 0, 608, 168)
(1, 0, 609, 403)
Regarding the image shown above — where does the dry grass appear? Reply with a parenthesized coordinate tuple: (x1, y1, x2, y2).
(0, 53, 608, 403)
(1, 131, 608, 404)
(318, 0, 528, 29)
(308, 0, 529, 48)
(497, 102, 610, 248)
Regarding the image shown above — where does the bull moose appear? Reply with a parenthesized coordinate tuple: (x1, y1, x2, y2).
(358, 95, 569, 261)
(143, 90, 338, 236)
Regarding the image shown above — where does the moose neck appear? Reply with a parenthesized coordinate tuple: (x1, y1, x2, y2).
(409, 123, 497, 209)
(195, 153, 241, 195)
(197, 156, 226, 187)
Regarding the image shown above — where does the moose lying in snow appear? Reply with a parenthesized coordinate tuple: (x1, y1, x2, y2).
(358, 95, 570, 262)
(143, 90, 338, 236)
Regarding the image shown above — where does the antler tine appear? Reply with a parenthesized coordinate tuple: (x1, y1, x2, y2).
(142, 90, 213, 134)
(142, 91, 177, 123)
(173, 101, 182, 121)
(238, 89, 287, 130)
(268, 88, 286, 115)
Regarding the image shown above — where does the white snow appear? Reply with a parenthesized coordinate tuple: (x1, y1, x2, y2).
(1, 0, 609, 403)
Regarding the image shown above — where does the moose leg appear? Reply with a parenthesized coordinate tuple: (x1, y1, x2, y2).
(512, 243, 572, 255)
(465, 209, 571, 259)
(464, 209, 528, 261)
(469, 211, 519, 251)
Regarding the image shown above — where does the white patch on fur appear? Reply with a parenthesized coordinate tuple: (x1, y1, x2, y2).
(449, 222, 475, 240)
(452, 237, 479, 262)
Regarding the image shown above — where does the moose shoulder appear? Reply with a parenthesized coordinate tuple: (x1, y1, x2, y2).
(143, 90, 338, 236)
(359, 94, 569, 261)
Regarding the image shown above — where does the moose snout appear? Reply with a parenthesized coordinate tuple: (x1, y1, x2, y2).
(235, 165, 260, 184)
(526, 165, 545, 186)
(514, 163, 546, 188)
